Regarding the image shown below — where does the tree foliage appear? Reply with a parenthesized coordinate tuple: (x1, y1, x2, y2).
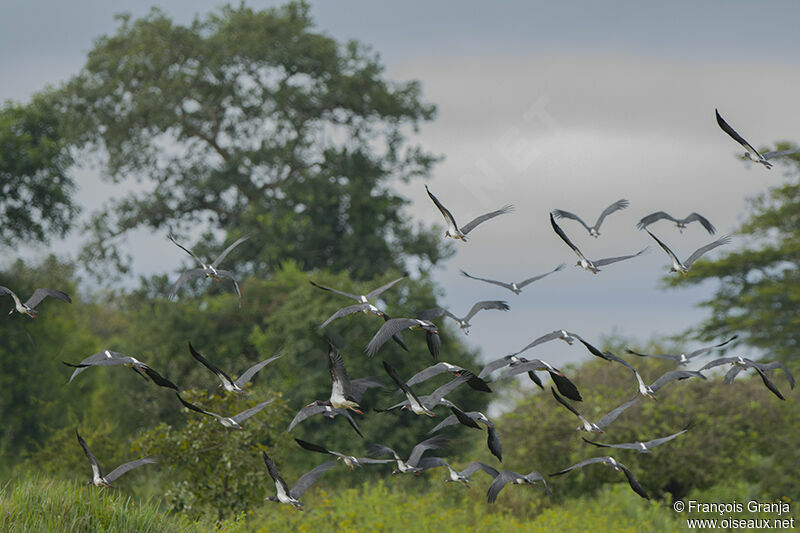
(49, 1, 447, 278)
(664, 149, 800, 361)
(0, 98, 78, 247)
(489, 345, 798, 505)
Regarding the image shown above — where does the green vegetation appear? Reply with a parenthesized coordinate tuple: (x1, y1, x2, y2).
(1, 1, 798, 531)
(0, 476, 207, 532)
(666, 152, 800, 361)
(0, 98, 78, 246)
(45, 1, 447, 279)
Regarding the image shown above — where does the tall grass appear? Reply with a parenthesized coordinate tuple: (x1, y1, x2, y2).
(0, 475, 206, 533)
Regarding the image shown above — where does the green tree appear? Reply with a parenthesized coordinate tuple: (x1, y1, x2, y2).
(665, 148, 800, 361)
(0, 257, 98, 461)
(49, 1, 447, 278)
(0, 98, 78, 246)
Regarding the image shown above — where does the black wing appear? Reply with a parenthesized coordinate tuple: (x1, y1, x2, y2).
(425, 185, 460, 232)
(716, 108, 761, 156)
(76, 429, 104, 479)
(189, 342, 235, 388)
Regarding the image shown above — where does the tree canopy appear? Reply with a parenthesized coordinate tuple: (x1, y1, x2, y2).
(0, 98, 78, 247)
(48, 1, 447, 279)
(665, 148, 800, 362)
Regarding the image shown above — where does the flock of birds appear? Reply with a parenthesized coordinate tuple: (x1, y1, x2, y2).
(2, 108, 797, 511)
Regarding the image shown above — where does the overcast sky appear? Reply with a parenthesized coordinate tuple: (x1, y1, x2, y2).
(3, 1, 800, 372)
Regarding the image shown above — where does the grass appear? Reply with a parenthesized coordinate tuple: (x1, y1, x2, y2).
(0, 475, 208, 533)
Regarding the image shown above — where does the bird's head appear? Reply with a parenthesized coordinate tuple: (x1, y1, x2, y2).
(590, 229, 599, 238)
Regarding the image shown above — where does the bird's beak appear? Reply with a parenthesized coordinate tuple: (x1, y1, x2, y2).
(351, 407, 364, 415)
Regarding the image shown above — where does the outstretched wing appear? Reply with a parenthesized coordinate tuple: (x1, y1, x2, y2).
(262, 451, 291, 499)
(320, 303, 371, 328)
(168, 269, 207, 299)
(235, 354, 281, 388)
(460, 204, 514, 235)
(176, 393, 219, 419)
(215, 270, 243, 308)
(189, 342, 235, 388)
(754, 361, 795, 389)
(408, 435, 448, 466)
(753, 366, 785, 400)
(552, 209, 591, 232)
(649, 370, 707, 392)
(309, 280, 360, 302)
(76, 429, 104, 479)
(487, 471, 518, 503)
(425, 185, 460, 232)
(25, 288, 72, 309)
(550, 212, 589, 262)
(596, 398, 639, 430)
(763, 147, 800, 159)
(365, 276, 405, 300)
(167, 234, 203, 265)
(618, 463, 649, 499)
(105, 457, 157, 483)
(231, 399, 274, 424)
(460, 270, 513, 291)
(211, 235, 250, 268)
(593, 247, 649, 267)
(365, 318, 417, 357)
(141, 366, 179, 390)
(682, 213, 716, 234)
(517, 263, 566, 288)
(687, 335, 738, 358)
(593, 199, 629, 230)
(684, 235, 731, 268)
(645, 229, 681, 265)
(461, 461, 499, 479)
(463, 300, 510, 322)
(716, 109, 762, 157)
(550, 456, 610, 476)
(636, 211, 678, 230)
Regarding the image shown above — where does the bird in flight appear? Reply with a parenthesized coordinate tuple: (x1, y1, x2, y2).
(487, 468, 551, 503)
(416, 300, 509, 335)
(365, 318, 440, 359)
(636, 211, 716, 235)
(367, 435, 448, 475)
(64, 350, 178, 390)
(700, 356, 794, 400)
(262, 451, 335, 510)
(550, 456, 648, 499)
(460, 263, 565, 295)
(645, 229, 730, 276)
(167, 234, 249, 307)
(551, 213, 648, 274)
(715, 109, 800, 169)
(552, 199, 629, 238)
(176, 393, 273, 429)
(582, 425, 691, 453)
(425, 185, 513, 241)
(76, 429, 156, 488)
(294, 439, 394, 470)
(0, 286, 71, 318)
(626, 335, 738, 365)
(189, 342, 280, 394)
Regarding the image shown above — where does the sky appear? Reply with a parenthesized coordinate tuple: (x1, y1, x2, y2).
(3, 0, 800, 376)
